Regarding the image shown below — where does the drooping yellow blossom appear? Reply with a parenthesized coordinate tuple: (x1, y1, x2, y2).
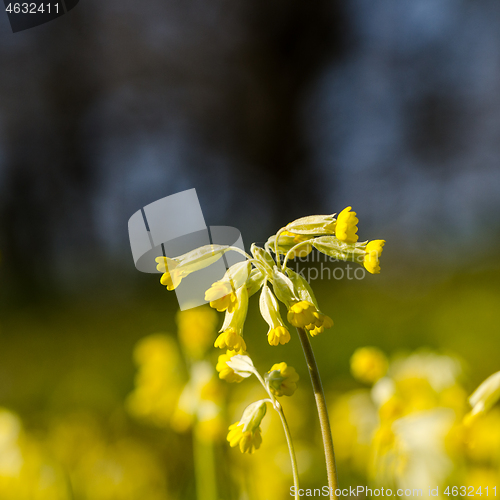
(307, 312, 334, 337)
(363, 239, 385, 274)
(205, 261, 251, 312)
(205, 281, 237, 312)
(227, 400, 267, 454)
(268, 326, 291, 346)
(215, 286, 249, 351)
(268, 362, 299, 397)
(156, 257, 187, 290)
(176, 306, 218, 359)
(156, 244, 231, 290)
(216, 350, 246, 383)
(259, 284, 292, 346)
(227, 423, 262, 454)
(287, 300, 322, 329)
(350, 347, 389, 384)
(465, 370, 500, 424)
(335, 206, 359, 243)
(214, 328, 247, 351)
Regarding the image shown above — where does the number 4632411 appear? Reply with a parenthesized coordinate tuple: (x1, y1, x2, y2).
(445, 486, 497, 497)
(6, 3, 59, 14)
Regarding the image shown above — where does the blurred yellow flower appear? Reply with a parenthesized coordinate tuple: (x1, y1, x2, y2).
(335, 206, 359, 244)
(126, 334, 184, 427)
(465, 370, 500, 424)
(176, 306, 218, 359)
(268, 363, 299, 397)
(350, 347, 388, 385)
(363, 240, 385, 274)
(170, 361, 225, 440)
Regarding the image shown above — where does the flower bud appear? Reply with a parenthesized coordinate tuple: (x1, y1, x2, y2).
(267, 362, 299, 397)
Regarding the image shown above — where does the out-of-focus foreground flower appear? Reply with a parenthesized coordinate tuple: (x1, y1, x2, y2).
(331, 348, 500, 495)
(126, 306, 225, 441)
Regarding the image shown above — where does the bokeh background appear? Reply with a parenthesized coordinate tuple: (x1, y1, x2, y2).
(0, 0, 499, 498)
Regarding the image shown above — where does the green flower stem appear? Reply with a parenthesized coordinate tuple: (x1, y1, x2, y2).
(276, 404, 300, 500)
(253, 371, 300, 500)
(296, 327, 339, 499)
(193, 425, 218, 500)
(282, 240, 312, 270)
(274, 227, 286, 268)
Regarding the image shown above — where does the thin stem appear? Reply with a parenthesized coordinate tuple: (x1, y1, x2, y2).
(277, 405, 300, 500)
(227, 246, 253, 261)
(296, 327, 339, 499)
(248, 258, 270, 279)
(274, 228, 286, 268)
(282, 240, 312, 271)
(253, 370, 300, 500)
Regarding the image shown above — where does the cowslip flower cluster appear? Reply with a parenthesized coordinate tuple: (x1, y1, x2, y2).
(155, 208, 385, 353)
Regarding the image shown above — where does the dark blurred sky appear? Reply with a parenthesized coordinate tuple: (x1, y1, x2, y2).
(1, 0, 499, 293)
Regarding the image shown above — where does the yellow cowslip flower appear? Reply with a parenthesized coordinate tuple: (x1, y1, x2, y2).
(268, 362, 299, 397)
(227, 423, 262, 454)
(205, 281, 237, 312)
(363, 240, 385, 274)
(287, 300, 322, 329)
(259, 284, 292, 346)
(268, 326, 291, 346)
(227, 400, 267, 454)
(157, 244, 231, 290)
(335, 206, 359, 243)
(465, 371, 500, 424)
(350, 347, 388, 385)
(205, 261, 251, 312)
(215, 286, 248, 350)
(216, 350, 246, 383)
(155, 257, 186, 290)
(176, 306, 218, 359)
(214, 328, 246, 351)
(307, 312, 334, 337)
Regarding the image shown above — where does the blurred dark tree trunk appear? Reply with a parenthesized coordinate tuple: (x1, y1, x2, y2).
(1, 11, 98, 302)
(235, 0, 344, 220)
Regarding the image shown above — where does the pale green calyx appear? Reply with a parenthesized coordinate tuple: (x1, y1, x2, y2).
(271, 267, 299, 306)
(226, 354, 255, 378)
(239, 400, 268, 432)
(259, 283, 286, 330)
(312, 236, 367, 262)
(284, 214, 337, 235)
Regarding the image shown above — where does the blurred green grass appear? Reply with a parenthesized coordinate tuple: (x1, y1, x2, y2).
(1, 262, 499, 420)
